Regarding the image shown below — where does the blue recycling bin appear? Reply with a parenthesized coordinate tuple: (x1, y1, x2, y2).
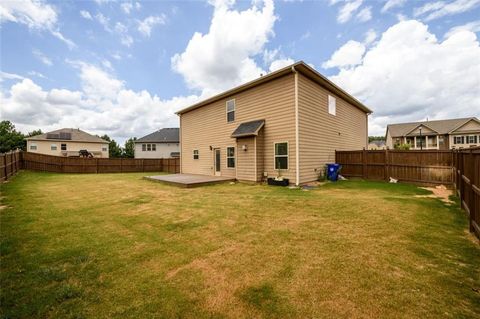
(327, 163, 341, 181)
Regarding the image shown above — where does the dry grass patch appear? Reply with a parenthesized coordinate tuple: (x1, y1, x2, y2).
(1, 171, 479, 318)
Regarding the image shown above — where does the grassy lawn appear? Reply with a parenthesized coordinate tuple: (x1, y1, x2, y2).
(1, 171, 479, 318)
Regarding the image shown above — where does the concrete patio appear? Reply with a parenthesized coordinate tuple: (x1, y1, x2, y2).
(144, 173, 235, 188)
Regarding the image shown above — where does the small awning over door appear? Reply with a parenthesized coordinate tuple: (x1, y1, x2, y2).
(231, 120, 265, 138)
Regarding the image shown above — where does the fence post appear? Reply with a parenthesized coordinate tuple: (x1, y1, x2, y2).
(384, 148, 389, 181)
(142, 159, 144, 172)
(362, 148, 367, 179)
(3, 153, 8, 181)
(469, 149, 474, 233)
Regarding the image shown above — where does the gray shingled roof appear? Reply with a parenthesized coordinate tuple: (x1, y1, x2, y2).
(26, 128, 108, 143)
(136, 128, 179, 143)
(231, 120, 265, 138)
(387, 117, 479, 137)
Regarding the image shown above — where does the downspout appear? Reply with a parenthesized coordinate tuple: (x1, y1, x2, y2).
(292, 66, 300, 186)
(179, 114, 182, 173)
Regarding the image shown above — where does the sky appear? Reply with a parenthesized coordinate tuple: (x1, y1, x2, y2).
(1, 0, 480, 143)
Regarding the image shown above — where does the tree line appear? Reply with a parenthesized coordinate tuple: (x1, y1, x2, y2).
(0, 120, 137, 158)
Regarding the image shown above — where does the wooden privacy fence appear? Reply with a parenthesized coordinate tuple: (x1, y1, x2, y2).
(335, 149, 454, 185)
(0, 150, 22, 182)
(336, 148, 480, 239)
(0, 151, 179, 177)
(453, 147, 480, 239)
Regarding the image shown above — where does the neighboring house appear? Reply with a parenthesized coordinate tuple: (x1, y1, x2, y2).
(368, 140, 386, 150)
(26, 128, 109, 157)
(134, 128, 180, 158)
(386, 117, 480, 150)
(176, 61, 371, 185)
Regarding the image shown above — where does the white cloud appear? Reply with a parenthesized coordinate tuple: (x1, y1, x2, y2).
(381, 0, 406, 13)
(364, 29, 377, 45)
(171, 0, 277, 95)
(33, 49, 53, 66)
(137, 15, 167, 37)
(327, 20, 480, 135)
(322, 40, 366, 69)
(95, 15, 134, 47)
(0, 0, 75, 49)
(445, 20, 480, 37)
(356, 6, 372, 22)
(337, 0, 363, 24)
(80, 10, 92, 20)
(0, 63, 202, 141)
(0, 71, 25, 82)
(414, 0, 480, 21)
(121, 2, 133, 14)
(28, 71, 47, 79)
(269, 58, 294, 72)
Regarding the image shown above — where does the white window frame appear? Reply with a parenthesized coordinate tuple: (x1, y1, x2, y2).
(454, 136, 464, 144)
(147, 144, 151, 151)
(142, 144, 146, 151)
(30, 143, 37, 151)
(152, 143, 156, 151)
(102, 146, 107, 152)
(193, 149, 199, 160)
(226, 99, 235, 122)
(51, 144, 57, 151)
(274, 141, 289, 170)
(328, 95, 336, 116)
(467, 135, 477, 144)
(61, 143, 67, 151)
(226, 146, 235, 168)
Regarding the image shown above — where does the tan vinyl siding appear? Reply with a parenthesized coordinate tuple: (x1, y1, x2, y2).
(298, 73, 367, 183)
(26, 140, 109, 158)
(236, 137, 256, 181)
(255, 131, 264, 181)
(180, 74, 296, 181)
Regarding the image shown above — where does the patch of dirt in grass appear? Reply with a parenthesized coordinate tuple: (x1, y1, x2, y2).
(416, 186, 453, 204)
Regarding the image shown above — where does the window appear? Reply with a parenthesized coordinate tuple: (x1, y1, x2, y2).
(152, 144, 156, 151)
(193, 150, 199, 160)
(61, 144, 67, 151)
(51, 144, 57, 151)
(226, 99, 235, 122)
(274, 142, 288, 170)
(328, 95, 336, 115)
(147, 144, 151, 151)
(102, 147, 107, 152)
(142, 144, 146, 151)
(454, 136, 464, 144)
(467, 135, 478, 144)
(226, 147, 235, 168)
(30, 144, 37, 150)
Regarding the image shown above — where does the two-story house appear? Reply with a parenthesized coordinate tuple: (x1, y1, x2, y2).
(134, 128, 180, 158)
(176, 61, 371, 185)
(385, 117, 480, 150)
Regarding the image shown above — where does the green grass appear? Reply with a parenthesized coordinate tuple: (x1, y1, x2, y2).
(1, 171, 479, 318)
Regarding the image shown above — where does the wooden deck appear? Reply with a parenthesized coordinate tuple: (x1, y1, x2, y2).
(144, 174, 235, 188)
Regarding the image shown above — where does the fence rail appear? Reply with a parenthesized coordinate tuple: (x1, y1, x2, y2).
(0, 150, 22, 182)
(336, 148, 479, 239)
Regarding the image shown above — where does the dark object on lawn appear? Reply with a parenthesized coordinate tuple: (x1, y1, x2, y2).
(327, 163, 341, 182)
(267, 178, 289, 186)
(79, 150, 93, 158)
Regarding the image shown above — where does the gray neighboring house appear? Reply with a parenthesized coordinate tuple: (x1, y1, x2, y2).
(386, 117, 480, 150)
(134, 128, 180, 159)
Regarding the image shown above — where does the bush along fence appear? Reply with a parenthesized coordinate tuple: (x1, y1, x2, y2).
(336, 147, 480, 239)
(0, 150, 22, 182)
(0, 151, 179, 180)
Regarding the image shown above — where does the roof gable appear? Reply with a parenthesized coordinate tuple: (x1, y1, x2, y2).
(387, 117, 479, 137)
(449, 118, 480, 133)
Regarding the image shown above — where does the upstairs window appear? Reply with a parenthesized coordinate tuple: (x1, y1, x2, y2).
(51, 144, 57, 151)
(61, 144, 67, 151)
(30, 144, 37, 150)
(328, 95, 336, 115)
(274, 142, 288, 170)
(226, 99, 235, 122)
(147, 144, 151, 151)
(193, 150, 199, 160)
(226, 147, 235, 168)
(152, 144, 156, 151)
(142, 144, 146, 151)
(102, 147, 107, 152)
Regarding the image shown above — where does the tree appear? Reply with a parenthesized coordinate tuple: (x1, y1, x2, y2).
(0, 121, 25, 153)
(123, 137, 137, 158)
(368, 136, 385, 143)
(394, 143, 411, 150)
(100, 134, 123, 158)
